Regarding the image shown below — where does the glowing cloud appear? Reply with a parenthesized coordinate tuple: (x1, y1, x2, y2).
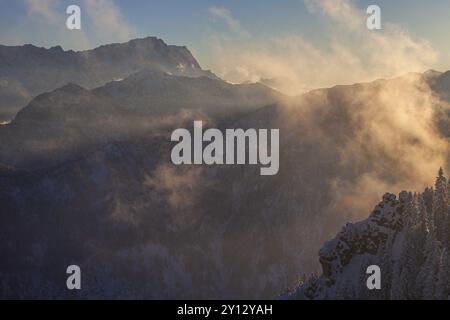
(208, 0, 439, 95)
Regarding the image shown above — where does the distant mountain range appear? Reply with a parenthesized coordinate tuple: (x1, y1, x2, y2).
(0, 37, 218, 121)
(2, 37, 450, 299)
(0, 68, 281, 170)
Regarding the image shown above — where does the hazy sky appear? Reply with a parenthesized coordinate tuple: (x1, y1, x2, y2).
(1, 0, 449, 92)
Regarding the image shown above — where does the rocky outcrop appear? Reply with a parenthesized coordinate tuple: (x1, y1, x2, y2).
(287, 193, 404, 299)
(287, 171, 450, 301)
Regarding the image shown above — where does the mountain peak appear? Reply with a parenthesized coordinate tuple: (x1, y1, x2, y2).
(0, 36, 219, 121)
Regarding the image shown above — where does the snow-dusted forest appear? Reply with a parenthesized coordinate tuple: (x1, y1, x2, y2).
(290, 169, 450, 300)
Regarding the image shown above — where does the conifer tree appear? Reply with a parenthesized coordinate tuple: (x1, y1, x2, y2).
(418, 228, 440, 299)
(433, 168, 448, 243)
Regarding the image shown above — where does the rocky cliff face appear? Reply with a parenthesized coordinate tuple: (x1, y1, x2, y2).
(288, 193, 404, 299)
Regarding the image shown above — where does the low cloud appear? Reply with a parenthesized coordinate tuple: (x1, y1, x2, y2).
(280, 72, 450, 221)
(209, 0, 439, 95)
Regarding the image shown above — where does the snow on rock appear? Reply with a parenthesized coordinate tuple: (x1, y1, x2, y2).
(287, 193, 406, 299)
